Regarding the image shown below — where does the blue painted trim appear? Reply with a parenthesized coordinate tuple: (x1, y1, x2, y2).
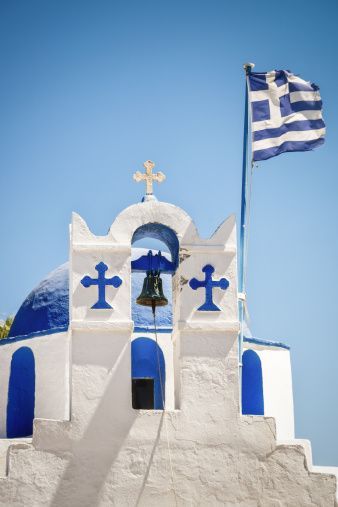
(133, 326, 172, 334)
(244, 336, 290, 350)
(135, 329, 290, 349)
(0, 325, 290, 351)
(189, 264, 229, 311)
(81, 262, 122, 309)
(0, 326, 68, 347)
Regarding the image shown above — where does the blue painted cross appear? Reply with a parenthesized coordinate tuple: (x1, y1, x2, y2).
(81, 262, 122, 309)
(189, 264, 229, 311)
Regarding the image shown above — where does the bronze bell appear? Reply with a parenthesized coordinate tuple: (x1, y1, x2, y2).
(136, 251, 168, 308)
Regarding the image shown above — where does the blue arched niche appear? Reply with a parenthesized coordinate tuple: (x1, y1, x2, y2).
(242, 349, 264, 416)
(7, 347, 35, 438)
(131, 338, 165, 409)
(132, 223, 179, 271)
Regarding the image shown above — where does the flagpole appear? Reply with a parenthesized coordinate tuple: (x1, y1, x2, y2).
(238, 62, 254, 406)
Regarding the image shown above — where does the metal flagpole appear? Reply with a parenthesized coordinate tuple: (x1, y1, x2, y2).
(238, 62, 254, 406)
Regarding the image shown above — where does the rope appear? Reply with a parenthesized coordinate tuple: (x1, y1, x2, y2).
(152, 303, 178, 507)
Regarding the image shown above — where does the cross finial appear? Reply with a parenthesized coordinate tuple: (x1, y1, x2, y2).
(133, 160, 166, 201)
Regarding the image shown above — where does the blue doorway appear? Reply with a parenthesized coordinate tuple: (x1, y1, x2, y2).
(242, 349, 264, 416)
(7, 347, 35, 438)
(131, 338, 165, 409)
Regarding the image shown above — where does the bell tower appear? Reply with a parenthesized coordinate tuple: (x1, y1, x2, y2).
(69, 175, 240, 418)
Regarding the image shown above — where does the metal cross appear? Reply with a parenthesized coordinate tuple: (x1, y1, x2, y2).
(133, 160, 166, 196)
(81, 262, 122, 309)
(189, 264, 229, 311)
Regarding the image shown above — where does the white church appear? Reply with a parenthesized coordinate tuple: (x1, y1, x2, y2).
(0, 161, 337, 506)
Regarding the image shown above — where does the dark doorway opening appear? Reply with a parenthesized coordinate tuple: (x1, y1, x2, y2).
(132, 378, 154, 409)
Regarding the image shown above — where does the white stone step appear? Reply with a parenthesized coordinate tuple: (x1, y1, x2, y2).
(0, 438, 32, 477)
(278, 438, 338, 501)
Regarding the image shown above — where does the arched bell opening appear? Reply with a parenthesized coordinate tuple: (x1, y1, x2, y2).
(130, 223, 179, 410)
(131, 223, 179, 271)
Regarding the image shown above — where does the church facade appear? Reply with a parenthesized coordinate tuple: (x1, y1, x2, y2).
(0, 166, 337, 505)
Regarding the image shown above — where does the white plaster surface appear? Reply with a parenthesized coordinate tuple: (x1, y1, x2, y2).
(0, 201, 336, 506)
(260, 348, 295, 440)
(0, 438, 31, 477)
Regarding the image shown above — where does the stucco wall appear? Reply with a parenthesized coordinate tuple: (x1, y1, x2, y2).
(259, 347, 295, 440)
(1, 328, 335, 506)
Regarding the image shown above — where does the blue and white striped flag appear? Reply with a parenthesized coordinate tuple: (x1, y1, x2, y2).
(248, 70, 325, 162)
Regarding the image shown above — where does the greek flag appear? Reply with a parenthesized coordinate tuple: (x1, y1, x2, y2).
(248, 70, 325, 162)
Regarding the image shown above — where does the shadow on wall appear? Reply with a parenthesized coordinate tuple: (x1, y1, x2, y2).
(50, 338, 138, 507)
(242, 349, 264, 416)
(7, 347, 35, 438)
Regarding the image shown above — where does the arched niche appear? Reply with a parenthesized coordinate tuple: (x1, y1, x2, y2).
(242, 349, 264, 416)
(7, 347, 35, 438)
(131, 337, 165, 410)
(132, 223, 179, 270)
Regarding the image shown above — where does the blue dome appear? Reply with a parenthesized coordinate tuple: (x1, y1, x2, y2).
(9, 250, 173, 339)
(9, 263, 69, 338)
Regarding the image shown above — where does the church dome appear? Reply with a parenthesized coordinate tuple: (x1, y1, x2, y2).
(9, 263, 69, 338)
(9, 249, 173, 339)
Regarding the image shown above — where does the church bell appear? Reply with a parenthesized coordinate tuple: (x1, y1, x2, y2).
(136, 251, 168, 308)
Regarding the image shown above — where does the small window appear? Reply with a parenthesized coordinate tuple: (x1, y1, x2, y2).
(132, 378, 154, 409)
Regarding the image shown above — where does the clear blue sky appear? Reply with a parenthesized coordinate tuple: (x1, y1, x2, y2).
(1, 0, 337, 465)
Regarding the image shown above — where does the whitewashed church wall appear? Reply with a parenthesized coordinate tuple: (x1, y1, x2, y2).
(258, 348, 295, 440)
(0, 332, 70, 438)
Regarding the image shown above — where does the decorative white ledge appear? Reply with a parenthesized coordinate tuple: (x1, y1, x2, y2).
(180, 245, 237, 254)
(177, 320, 240, 333)
(72, 244, 130, 252)
(71, 320, 134, 332)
